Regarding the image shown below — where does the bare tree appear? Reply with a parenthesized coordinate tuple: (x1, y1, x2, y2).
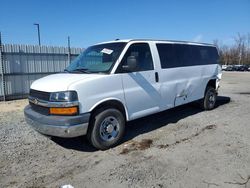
(214, 33, 250, 65)
(234, 33, 246, 65)
(247, 33, 250, 64)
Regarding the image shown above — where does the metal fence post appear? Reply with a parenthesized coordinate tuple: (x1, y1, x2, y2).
(67, 36, 71, 64)
(0, 32, 6, 101)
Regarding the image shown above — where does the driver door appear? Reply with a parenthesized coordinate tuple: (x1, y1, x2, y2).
(117, 43, 161, 120)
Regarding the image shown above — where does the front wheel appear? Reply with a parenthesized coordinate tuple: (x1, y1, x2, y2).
(201, 86, 217, 110)
(87, 108, 125, 150)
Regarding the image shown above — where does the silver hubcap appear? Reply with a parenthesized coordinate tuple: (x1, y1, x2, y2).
(208, 91, 216, 107)
(100, 116, 120, 141)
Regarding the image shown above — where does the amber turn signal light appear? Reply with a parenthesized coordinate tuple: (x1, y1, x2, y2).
(49, 107, 78, 115)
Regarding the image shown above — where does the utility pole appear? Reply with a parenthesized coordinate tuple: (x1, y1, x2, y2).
(0, 32, 6, 101)
(67, 36, 71, 64)
(34, 23, 41, 46)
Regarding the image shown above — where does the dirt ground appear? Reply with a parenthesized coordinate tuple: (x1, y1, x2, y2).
(0, 72, 250, 188)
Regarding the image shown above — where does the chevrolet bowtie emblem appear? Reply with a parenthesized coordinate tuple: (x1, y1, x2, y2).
(31, 98, 38, 105)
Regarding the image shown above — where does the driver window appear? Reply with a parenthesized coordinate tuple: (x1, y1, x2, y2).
(120, 43, 154, 72)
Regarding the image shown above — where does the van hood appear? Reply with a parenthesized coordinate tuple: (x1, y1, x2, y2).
(30, 73, 104, 92)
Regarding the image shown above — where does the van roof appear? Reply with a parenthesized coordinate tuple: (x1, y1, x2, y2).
(97, 39, 215, 47)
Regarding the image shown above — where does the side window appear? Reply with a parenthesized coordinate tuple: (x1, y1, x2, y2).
(157, 44, 219, 68)
(177, 44, 193, 67)
(120, 43, 154, 72)
(156, 43, 183, 68)
(191, 46, 202, 66)
(191, 46, 219, 65)
(196, 46, 219, 65)
(199, 46, 210, 64)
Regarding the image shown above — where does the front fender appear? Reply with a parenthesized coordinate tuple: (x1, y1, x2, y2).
(89, 98, 129, 121)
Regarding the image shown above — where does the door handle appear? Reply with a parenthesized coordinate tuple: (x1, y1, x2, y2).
(155, 72, 159, 82)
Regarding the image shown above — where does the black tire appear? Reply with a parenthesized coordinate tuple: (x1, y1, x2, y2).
(201, 86, 217, 110)
(87, 108, 125, 150)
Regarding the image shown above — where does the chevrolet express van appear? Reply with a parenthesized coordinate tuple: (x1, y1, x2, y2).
(24, 39, 222, 150)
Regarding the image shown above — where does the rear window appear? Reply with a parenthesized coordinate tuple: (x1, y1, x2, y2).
(156, 43, 218, 69)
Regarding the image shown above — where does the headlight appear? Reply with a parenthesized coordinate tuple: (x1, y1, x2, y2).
(50, 91, 78, 102)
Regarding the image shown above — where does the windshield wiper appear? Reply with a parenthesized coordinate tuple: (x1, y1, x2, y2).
(64, 69, 70, 73)
(64, 68, 91, 74)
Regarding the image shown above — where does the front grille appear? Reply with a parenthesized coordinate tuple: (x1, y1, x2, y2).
(30, 102, 49, 115)
(29, 89, 50, 115)
(30, 89, 50, 101)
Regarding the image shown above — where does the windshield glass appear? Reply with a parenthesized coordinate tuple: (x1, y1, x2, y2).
(65, 42, 126, 73)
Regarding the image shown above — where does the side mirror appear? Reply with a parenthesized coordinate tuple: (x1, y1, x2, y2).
(122, 56, 138, 72)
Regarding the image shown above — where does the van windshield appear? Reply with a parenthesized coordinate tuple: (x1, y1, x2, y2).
(65, 42, 126, 74)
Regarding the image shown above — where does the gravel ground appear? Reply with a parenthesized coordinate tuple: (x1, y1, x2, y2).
(0, 72, 250, 188)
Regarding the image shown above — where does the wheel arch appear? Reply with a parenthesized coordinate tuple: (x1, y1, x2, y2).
(203, 78, 217, 98)
(89, 98, 128, 121)
(206, 79, 216, 89)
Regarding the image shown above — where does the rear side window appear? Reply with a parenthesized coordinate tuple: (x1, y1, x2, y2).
(156, 43, 218, 69)
(198, 46, 219, 65)
(120, 43, 154, 72)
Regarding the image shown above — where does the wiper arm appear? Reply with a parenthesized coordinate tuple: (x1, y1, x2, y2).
(64, 69, 70, 73)
(64, 68, 91, 74)
(74, 68, 91, 73)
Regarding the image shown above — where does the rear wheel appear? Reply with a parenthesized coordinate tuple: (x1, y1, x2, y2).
(201, 86, 217, 110)
(87, 108, 125, 150)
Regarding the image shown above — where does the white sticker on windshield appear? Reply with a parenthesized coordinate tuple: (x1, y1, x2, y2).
(101, 48, 113, 55)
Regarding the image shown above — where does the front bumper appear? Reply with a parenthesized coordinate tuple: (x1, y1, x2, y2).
(24, 105, 90, 138)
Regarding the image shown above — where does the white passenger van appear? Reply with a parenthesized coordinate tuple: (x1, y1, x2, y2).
(24, 39, 222, 149)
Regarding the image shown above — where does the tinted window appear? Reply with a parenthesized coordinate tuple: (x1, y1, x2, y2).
(120, 43, 154, 72)
(198, 46, 219, 65)
(176, 45, 193, 67)
(156, 43, 180, 68)
(156, 43, 218, 69)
